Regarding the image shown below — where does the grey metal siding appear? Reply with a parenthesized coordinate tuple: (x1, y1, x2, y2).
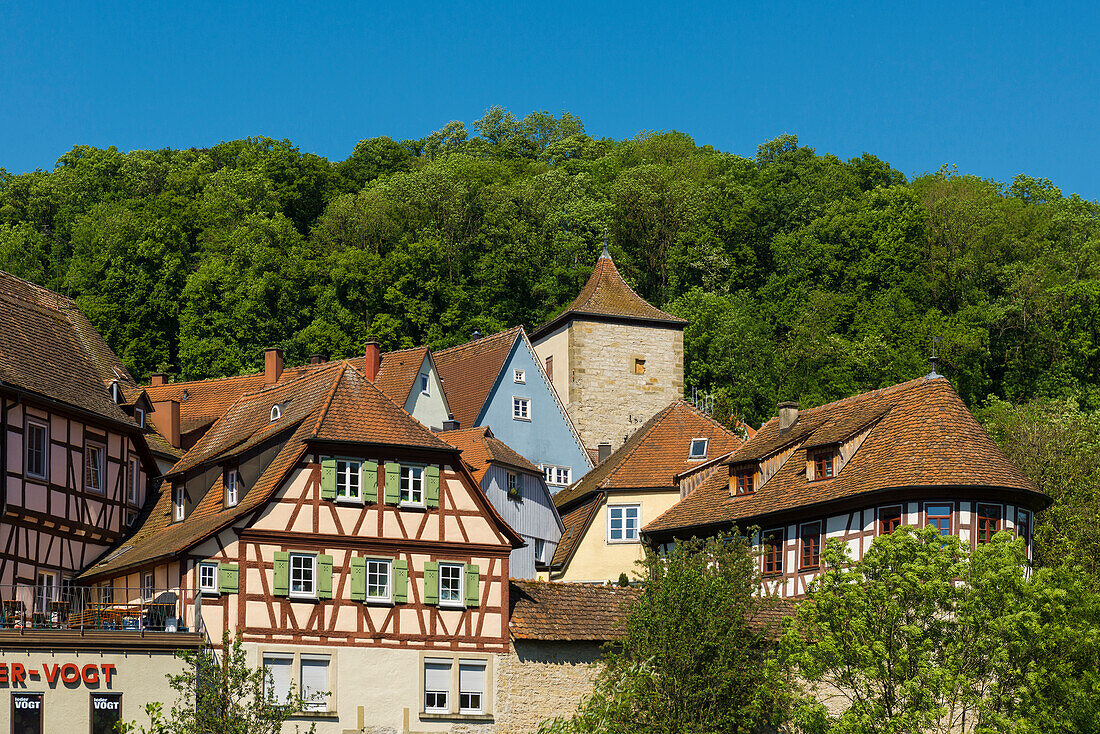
(481, 466, 563, 579)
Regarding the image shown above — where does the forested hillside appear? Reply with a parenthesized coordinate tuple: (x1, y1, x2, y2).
(1, 107, 1097, 427)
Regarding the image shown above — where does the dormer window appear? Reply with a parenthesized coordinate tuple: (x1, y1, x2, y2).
(270, 404, 282, 422)
(689, 438, 709, 459)
(735, 470, 755, 495)
(110, 382, 123, 404)
(173, 485, 185, 522)
(812, 451, 836, 481)
(134, 406, 145, 428)
(225, 469, 241, 507)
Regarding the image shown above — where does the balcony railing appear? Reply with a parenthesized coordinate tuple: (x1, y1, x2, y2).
(0, 585, 190, 633)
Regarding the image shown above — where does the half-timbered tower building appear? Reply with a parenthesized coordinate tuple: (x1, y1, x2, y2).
(642, 375, 1050, 598)
(0, 271, 158, 607)
(80, 360, 522, 732)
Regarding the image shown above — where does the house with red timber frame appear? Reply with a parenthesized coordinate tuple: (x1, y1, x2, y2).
(0, 271, 159, 608)
(80, 359, 523, 732)
(642, 375, 1050, 598)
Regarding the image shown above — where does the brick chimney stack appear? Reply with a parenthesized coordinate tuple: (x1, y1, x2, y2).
(364, 341, 381, 382)
(150, 373, 168, 387)
(264, 348, 284, 385)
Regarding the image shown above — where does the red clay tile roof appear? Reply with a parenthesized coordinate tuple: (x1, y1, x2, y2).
(440, 426, 542, 485)
(0, 271, 140, 427)
(509, 580, 641, 641)
(553, 401, 743, 511)
(531, 250, 687, 340)
(433, 327, 522, 429)
(550, 493, 602, 569)
(644, 376, 1047, 535)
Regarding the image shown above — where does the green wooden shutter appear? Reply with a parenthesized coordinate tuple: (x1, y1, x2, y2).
(320, 458, 336, 501)
(426, 465, 440, 509)
(218, 563, 239, 594)
(422, 561, 439, 605)
(363, 460, 378, 503)
(349, 556, 365, 602)
(384, 462, 400, 504)
(318, 554, 333, 599)
(393, 559, 408, 603)
(273, 552, 289, 596)
(464, 564, 480, 607)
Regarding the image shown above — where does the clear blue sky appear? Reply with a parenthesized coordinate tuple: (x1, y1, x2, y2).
(2, 1, 1098, 199)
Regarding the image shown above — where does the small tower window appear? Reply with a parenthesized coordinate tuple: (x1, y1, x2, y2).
(689, 438, 708, 459)
(634, 358, 646, 375)
(270, 404, 282, 422)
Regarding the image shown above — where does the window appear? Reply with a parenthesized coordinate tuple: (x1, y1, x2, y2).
(11, 692, 42, 734)
(800, 522, 821, 569)
(545, 356, 553, 381)
(506, 472, 520, 500)
(976, 504, 1001, 544)
(424, 660, 451, 712)
(543, 465, 571, 486)
(513, 368, 525, 384)
(400, 466, 424, 505)
(689, 438, 708, 459)
(290, 553, 316, 598)
(534, 538, 545, 564)
(926, 503, 953, 536)
(366, 559, 391, 602)
(173, 485, 185, 522)
(1016, 508, 1032, 545)
(439, 562, 464, 607)
(420, 373, 431, 395)
(225, 469, 240, 507)
(300, 655, 330, 712)
(634, 358, 646, 375)
(336, 459, 362, 502)
(198, 562, 217, 594)
(763, 528, 784, 575)
(879, 505, 903, 535)
(608, 505, 640, 543)
(142, 572, 154, 600)
(25, 419, 48, 481)
(270, 404, 282, 422)
(134, 406, 145, 428)
(459, 661, 487, 714)
(85, 442, 105, 493)
(34, 571, 57, 615)
(735, 471, 755, 495)
(263, 654, 293, 704)
(98, 584, 113, 605)
(813, 451, 835, 481)
(90, 692, 123, 734)
(127, 456, 141, 505)
(512, 396, 530, 421)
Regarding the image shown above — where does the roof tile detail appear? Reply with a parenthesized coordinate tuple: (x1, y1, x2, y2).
(509, 581, 640, 641)
(440, 426, 542, 486)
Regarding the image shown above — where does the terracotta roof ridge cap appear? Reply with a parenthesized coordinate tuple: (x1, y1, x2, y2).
(674, 400, 742, 439)
(382, 345, 430, 356)
(309, 365, 351, 437)
(434, 326, 522, 357)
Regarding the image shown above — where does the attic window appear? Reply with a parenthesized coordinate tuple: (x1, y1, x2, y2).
(420, 373, 431, 395)
(689, 438, 708, 459)
(110, 382, 123, 404)
(270, 404, 283, 422)
(514, 369, 526, 384)
(134, 406, 145, 429)
(735, 470, 755, 495)
(812, 451, 836, 481)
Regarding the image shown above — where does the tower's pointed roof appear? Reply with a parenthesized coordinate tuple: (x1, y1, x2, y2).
(530, 250, 687, 341)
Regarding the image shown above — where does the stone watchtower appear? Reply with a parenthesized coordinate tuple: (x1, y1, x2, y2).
(531, 246, 686, 453)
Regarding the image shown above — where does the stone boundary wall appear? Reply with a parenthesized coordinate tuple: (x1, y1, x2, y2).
(493, 640, 604, 733)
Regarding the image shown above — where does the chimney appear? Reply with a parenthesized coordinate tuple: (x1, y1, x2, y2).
(597, 442, 612, 463)
(150, 373, 168, 387)
(442, 413, 460, 431)
(149, 399, 181, 448)
(778, 401, 800, 430)
(264, 348, 284, 385)
(310, 354, 328, 365)
(364, 341, 381, 382)
(471, 330, 481, 340)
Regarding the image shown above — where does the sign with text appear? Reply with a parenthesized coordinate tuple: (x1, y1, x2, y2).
(11, 692, 43, 734)
(0, 662, 116, 688)
(91, 693, 122, 734)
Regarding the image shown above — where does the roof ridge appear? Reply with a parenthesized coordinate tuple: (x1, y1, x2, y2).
(433, 326, 522, 358)
(797, 376, 931, 415)
(672, 399, 741, 438)
(604, 401, 679, 488)
(0, 270, 78, 311)
(309, 362, 353, 438)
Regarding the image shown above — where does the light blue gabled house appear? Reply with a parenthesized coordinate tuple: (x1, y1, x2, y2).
(434, 327, 593, 493)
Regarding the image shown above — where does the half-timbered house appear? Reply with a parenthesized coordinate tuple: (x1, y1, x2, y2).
(80, 360, 522, 732)
(642, 375, 1050, 597)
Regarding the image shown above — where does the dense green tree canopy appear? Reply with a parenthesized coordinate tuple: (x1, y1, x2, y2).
(2, 110, 1099, 426)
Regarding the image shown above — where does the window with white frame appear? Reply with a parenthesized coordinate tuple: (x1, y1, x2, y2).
(142, 571, 154, 600)
(459, 661, 487, 713)
(506, 471, 520, 499)
(534, 538, 545, 564)
(134, 406, 145, 428)
(290, 553, 316, 598)
(269, 404, 282, 422)
(424, 660, 451, 712)
(128, 455, 141, 505)
(25, 419, 48, 481)
(300, 655, 330, 712)
(262, 653, 293, 704)
(400, 466, 424, 505)
(512, 396, 530, 421)
(225, 469, 240, 507)
(85, 442, 105, 493)
(336, 458, 362, 501)
(198, 562, 218, 594)
(34, 571, 57, 615)
(173, 485, 185, 522)
(420, 373, 431, 395)
(513, 369, 525, 384)
(543, 465, 571, 487)
(608, 504, 640, 543)
(439, 562, 464, 607)
(366, 559, 391, 602)
(688, 438, 709, 459)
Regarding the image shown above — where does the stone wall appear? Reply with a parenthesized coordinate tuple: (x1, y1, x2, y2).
(493, 640, 604, 733)
(567, 319, 684, 451)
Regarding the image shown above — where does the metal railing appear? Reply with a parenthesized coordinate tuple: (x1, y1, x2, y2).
(0, 585, 189, 634)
